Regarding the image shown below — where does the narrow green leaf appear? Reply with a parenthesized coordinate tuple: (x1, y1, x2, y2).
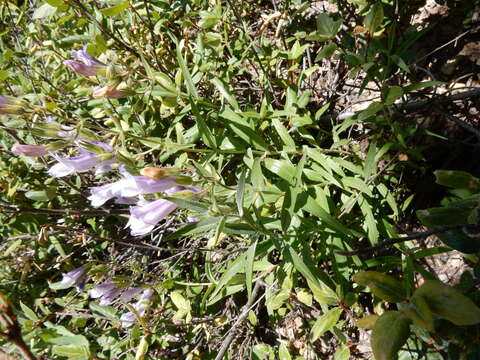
(44, 0, 64, 7)
(343, 177, 373, 197)
(49, 335, 89, 347)
(404, 81, 444, 92)
(210, 254, 246, 300)
(236, 170, 246, 216)
(89, 302, 118, 319)
(52, 345, 90, 358)
(271, 118, 296, 149)
(391, 54, 410, 73)
(311, 307, 343, 341)
(251, 157, 264, 189)
(434, 170, 480, 190)
(279, 343, 292, 360)
(359, 195, 379, 243)
(170, 291, 191, 312)
(100, 1, 129, 16)
(363, 140, 377, 179)
(364, 3, 384, 34)
(305, 196, 357, 236)
(245, 240, 257, 302)
(334, 344, 350, 360)
(19, 301, 39, 322)
(286, 246, 337, 306)
(383, 86, 403, 105)
(214, 216, 227, 246)
(175, 41, 199, 98)
(219, 108, 269, 151)
(211, 77, 239, 110)
(191, 98, 216, 148)
(263, 158, 295, 184)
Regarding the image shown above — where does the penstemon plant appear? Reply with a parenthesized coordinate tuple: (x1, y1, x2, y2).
(1, 0, 479, 359)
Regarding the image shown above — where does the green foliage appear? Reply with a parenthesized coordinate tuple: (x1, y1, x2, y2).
(371, 311, 410, 360)
(355, 272, 480, 359)
(0, 0, 478, 359)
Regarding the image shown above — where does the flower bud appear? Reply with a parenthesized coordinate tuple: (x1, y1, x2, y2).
(11, 144, 48, 157)
(0, 95, 26, 115)
(140, 167, 181, 180)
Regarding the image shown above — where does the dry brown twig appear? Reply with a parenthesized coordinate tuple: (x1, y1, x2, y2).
(0, 294, 37, 360)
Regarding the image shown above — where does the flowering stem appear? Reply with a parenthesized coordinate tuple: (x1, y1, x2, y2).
(0, 203, 129, 217)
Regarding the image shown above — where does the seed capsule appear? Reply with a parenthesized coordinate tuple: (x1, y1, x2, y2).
(140, 167, 167, 180)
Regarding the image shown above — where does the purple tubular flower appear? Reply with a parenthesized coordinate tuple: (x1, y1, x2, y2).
(60, 266, 86, 291)
(88, 171, 177, 208)
(48, 150, 102, 177)
(120, 288, 154, 328)
(126, 199, 178, 236)
(0, 95, 24, 115)
(90, 283, 142, 306)
(120, 287, 142, 302)
(47, 141, 116, 178)
(99, 288, 123, 306)
(120, 311, 136, 327)
(89, 282, 116, 299)
(63, 47, 106, 77)
(12, 144, 48, 157)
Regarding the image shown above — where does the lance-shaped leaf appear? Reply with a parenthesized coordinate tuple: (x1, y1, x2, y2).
(364, 3, 384, 34)
(417, 207, 480, 254)
(353, 271, 407, 303)
(434, 170, 480, 190)
(355, 314, 379, 330)
(371, 311, 410, 360)
(413, 280, 480, 326)
(402, 295, 434, 332)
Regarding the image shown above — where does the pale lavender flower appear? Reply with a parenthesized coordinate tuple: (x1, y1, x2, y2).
(126, 199, 178, 236)
(93, 85, 126, 99)
(88, 169, 177, 208)
(0, 95, 24, 115)
(120, 311, 136, 327)
(99, 288, 123, 306)
(88, 179, 135, 207)
(63, 47, 106, 77)
(47, 141, 116, 178)
(120, 287, 142, 302)
(121, 288, 154, 328)
(186, 216, 200, 223)
(89, 282, 116, 299)
(90, 283, 141, 306)
(12, 144, 48, 157)
(48, 150, 102, 177)
(60, 266, 86, 291)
